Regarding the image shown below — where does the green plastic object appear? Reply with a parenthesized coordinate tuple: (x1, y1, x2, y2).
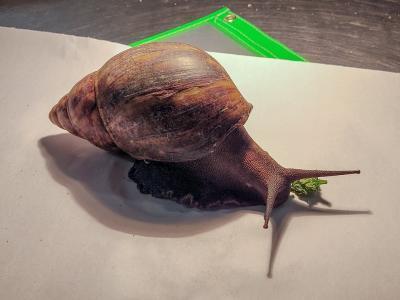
(129, 7, 305, 61)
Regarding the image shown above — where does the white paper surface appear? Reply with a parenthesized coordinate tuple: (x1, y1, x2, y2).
(0, 27, 400, 299)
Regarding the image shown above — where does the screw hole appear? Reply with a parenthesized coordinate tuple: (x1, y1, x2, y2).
(224, 14, 236, 23)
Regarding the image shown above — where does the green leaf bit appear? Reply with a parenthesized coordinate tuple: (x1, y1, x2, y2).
(290, 178, 328, 197)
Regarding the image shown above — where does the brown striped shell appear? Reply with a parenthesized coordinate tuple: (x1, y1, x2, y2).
(49, 42, 252, 162)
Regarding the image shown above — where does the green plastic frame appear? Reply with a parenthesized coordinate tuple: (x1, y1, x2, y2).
(129, 7, 305, 61)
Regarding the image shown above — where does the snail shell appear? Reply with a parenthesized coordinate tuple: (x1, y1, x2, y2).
(50, 43, 252, 162)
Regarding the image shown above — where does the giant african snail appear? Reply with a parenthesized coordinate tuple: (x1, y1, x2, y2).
(49, 42, 360, 228)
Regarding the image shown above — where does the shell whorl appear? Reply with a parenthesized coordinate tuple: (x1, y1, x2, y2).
(95, 43, 252, 162)
(49, 72, 117, 151)
(49, 43, 252, 162)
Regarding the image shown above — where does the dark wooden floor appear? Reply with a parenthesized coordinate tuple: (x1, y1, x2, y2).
(0, 0, 399, 72)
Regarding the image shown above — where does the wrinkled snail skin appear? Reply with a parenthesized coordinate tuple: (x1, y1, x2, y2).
(175, 126, 292, 209)
(49, 42, 360, 228)
(175, 126, 359, 228)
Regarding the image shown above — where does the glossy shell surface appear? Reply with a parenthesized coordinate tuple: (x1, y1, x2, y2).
(95, 43, 252, 162)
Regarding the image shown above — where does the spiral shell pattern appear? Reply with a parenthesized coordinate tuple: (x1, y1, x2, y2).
(49, 43, 252, 162)
(49, 72, 117, 151)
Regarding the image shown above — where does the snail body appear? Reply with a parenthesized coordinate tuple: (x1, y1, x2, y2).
(49, 42, 359, 228)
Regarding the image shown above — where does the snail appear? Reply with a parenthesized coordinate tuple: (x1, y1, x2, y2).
(49, 42, 360, 228)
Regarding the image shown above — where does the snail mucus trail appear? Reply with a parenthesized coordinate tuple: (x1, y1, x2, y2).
(49, 42, 360, 228)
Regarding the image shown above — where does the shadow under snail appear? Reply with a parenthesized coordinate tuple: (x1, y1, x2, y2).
(49, 42, 360, 228)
